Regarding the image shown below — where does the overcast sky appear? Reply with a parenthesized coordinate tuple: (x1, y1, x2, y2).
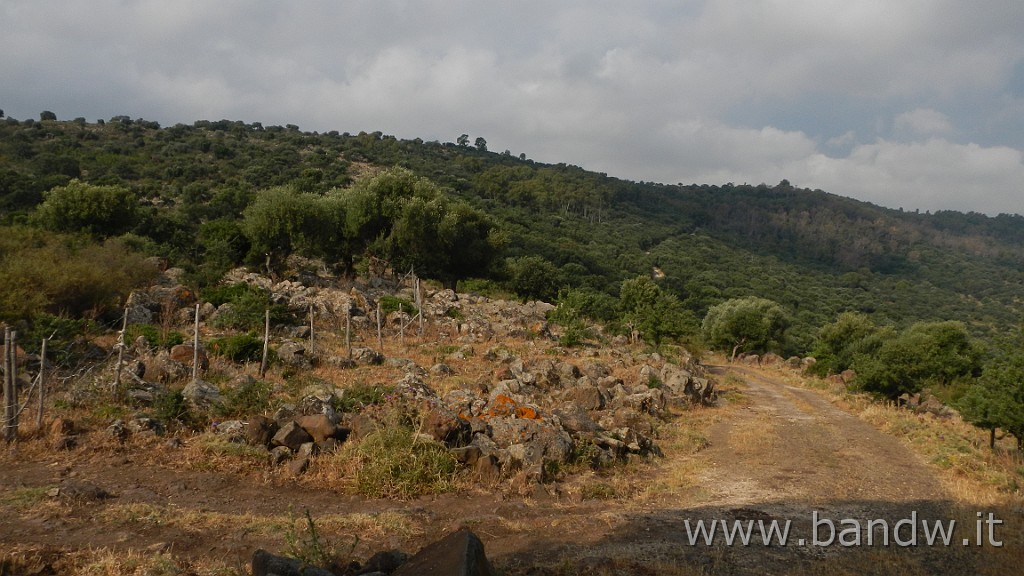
(3, 1, 1024, 215)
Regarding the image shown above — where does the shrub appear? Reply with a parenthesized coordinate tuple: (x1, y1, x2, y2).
(203, 283, 292, 332)
(334, 382, 394, 413)
(152, 389, 191, 425)
(125, 323, 185, 349)
(216, 378, 274, 417)
(378, 295, 418, 317)
(209, 333, 265, 364)
(346, 423, 458, 499)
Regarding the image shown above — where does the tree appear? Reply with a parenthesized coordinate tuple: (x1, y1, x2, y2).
(32, 179, 138, 237)
(960, 348, 1024, 450)
(809, 312, 882, 376)
(702, 297, 789, 359)
(853, 321, 982, 398)
(619, 276, 695, 346)
(457, 134, 470, 147)
(474, 137, 488, 152)
(507, 255, 561, 302)
(40, 110, 56, 121)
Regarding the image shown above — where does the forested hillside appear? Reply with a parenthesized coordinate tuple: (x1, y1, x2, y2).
(2, 113, 1023, 356)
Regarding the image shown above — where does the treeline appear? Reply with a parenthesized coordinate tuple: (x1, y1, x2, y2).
(2, 113, 1024, 359)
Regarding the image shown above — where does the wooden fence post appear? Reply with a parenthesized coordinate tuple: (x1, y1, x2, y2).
(191, 304, 200, 381)
(113, 306, 128, 397)
(259, 309, 270, 378)
(346, 308, 352, 360)
(4, 328, 18, 442)
(36, 337, 46, 430)
(376, 301, 383, 351)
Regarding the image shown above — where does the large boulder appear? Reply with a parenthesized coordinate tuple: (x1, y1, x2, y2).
(393, 528, 494, 576)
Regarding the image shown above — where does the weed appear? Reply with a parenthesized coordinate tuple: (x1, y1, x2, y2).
(209, 333, 265, 364)
(379, 295, 418, 317)
(344, 421, 458, 499)
(124, 323, 184, 350)
(152, 389, 191, 425)
(216, 378, 274, 417)
(284, 509, 357, 569)
(334, 382, 395, 413)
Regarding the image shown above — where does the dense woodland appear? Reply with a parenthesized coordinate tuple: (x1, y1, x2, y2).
(2, 112, 1024, 443)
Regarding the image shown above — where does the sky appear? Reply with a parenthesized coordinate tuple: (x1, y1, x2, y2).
(3, 0, 1024, 216)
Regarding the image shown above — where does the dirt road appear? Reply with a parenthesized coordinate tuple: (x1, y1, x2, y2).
(2, 365, 977, 575)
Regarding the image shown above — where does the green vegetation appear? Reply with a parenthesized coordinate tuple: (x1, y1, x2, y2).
(345, 422, 458, 499)
(3, 113, 1024, 447)
(959, 335, 1024, 450)
(208, 333, 265, 364)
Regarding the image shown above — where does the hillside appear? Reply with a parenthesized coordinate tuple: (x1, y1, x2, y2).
(2, 114, 1023, 353)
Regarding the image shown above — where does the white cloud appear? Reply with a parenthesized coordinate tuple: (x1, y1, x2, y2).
(3, 0, 1024, 214)
(894, 108, 954, 138)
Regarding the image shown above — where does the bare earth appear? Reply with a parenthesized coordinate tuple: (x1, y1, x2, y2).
(1, 364, 979, 575)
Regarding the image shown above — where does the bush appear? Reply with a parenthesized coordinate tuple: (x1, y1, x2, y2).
(216, 378, 274, 417)
(152, 389, 191, 425)
(346, 423, 458, 499)
(334, 382, 394, 413)
(378, 295, 418, 317)
(209, 333, 265, 364)
(203, 283, 292, 331)
(125, 324, 185, 350)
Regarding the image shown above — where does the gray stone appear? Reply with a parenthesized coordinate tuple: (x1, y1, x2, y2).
(251, 549, 334, 576)
(272, 421, 314, 452)
(182, 379, 221, 409)
(392, 528, 494, 576)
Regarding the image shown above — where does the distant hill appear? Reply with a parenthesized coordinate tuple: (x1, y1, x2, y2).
(2, 115, 1022, 353)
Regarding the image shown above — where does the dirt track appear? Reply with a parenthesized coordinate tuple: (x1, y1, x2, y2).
(2, 365, 977, 574)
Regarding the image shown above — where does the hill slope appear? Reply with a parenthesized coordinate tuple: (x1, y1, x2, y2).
(1, 115, 1022, 351)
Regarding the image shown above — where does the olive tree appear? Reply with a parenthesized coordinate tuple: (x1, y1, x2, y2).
(702, 297, 789, 360)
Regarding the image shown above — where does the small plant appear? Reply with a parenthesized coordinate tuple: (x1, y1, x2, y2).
(216, 378, 274, 417)
(378, 295, 418, 317)
(209, 333, 265, 364)
(125, 323, 185, 349)
(152, 389, 191, 425)
(334, 382, 395, 413)
(284, 509, 357, 570)
(346, 420, 458, 499)
(204, 283, 293, 331)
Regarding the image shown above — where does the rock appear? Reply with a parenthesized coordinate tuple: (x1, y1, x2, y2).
(169, 344, 209, 371)
(107, 419, 128, 441)
(276, 341, 312, 368)
(272, 421, 314, 452)
(392, 528, 494, 576)
(553, 403, 602, 434)
(296, 414, 344, 443)
(182, 379, 221, 409)
(127, 417, 165, 436)
(56, 481, 112, 501)
(269, 446, 292, 465)
(580, 361, 609, 381)
(431, 363, 455, 376)
(487, 416, 573, 469)
(288, 455, 311, 476)
(361, 549, 409, 575)
(251, 549, 335, 576)
(246, 415, 278, 448)
(352, 347, 385, 366)
(562, 384, 605, 411)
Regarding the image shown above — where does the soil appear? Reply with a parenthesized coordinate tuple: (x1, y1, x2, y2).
(1, 364, 980, 575)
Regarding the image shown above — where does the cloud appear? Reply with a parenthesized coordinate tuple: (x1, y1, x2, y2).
(2, 0, 1024, 215)
(893, 108, 955, 138)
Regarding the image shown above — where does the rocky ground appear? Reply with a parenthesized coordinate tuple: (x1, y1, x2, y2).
(1, 267, 1020, 574)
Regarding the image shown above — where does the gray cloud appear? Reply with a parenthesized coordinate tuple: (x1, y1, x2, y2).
(3, 0, 1023, 215)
